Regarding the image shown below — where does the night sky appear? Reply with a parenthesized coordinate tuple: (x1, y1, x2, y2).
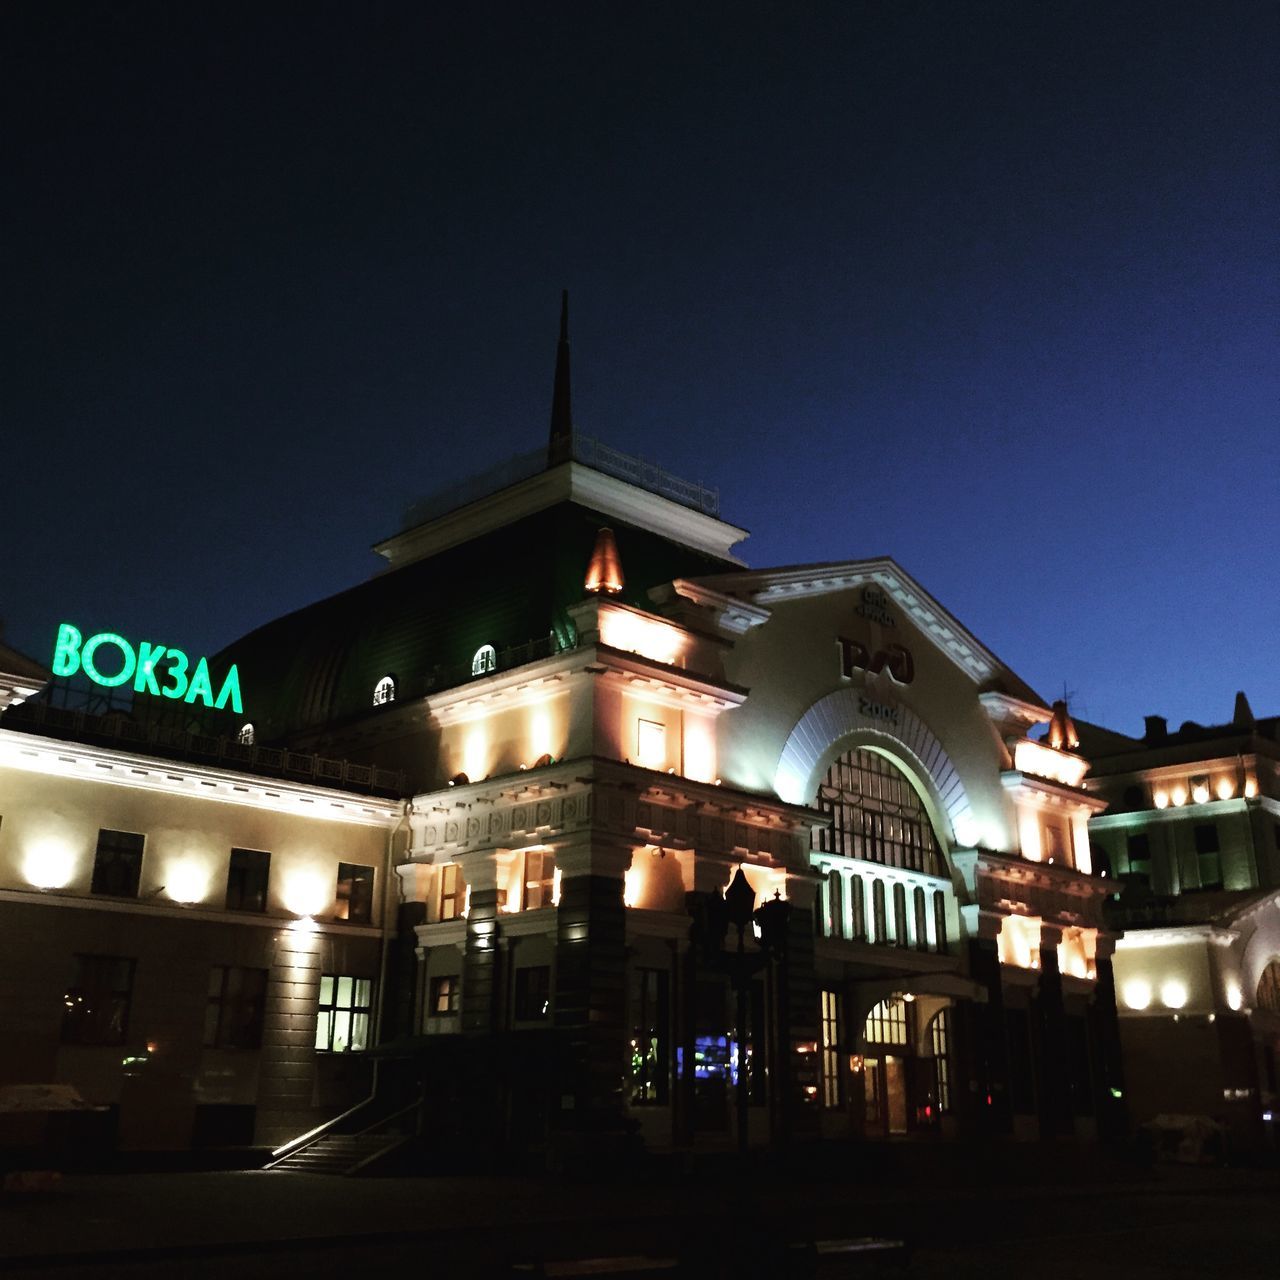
(3, 2, 1276, 737)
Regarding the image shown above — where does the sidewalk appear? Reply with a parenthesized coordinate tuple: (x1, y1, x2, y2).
(2, 1160, 1276, 1270)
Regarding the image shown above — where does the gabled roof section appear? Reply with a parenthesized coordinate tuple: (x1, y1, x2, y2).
(687, 556, 1046, 700)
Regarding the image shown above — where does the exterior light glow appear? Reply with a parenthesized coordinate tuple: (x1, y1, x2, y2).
(552, 868, 562, 906)
(1153, 790, 1169, 809)
(1122, 980, 1153, 1011)
(1215, 778, 1235, 800)
(1170, 785, 1188, 807)
(166, 860, 209, 905)
(1160, 980, 1188, 1010)
(623, 867, 641, 908)
(1191, 782, 1210, 805)
(23, 840, 77, 890)
(282, 870, 329, 918)
(1013, 739, 1088, 788)
(1225, 980, 1243, 1011)
(598, 606, 685, 667)
(1243, 777, 1258, 798)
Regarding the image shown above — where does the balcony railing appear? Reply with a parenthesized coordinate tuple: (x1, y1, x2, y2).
(398, 431, 719, 533)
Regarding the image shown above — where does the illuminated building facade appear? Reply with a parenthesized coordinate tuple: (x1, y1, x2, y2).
(0, 640, 401, 1154)
(1080, 699, 1280, 1152)
(0, 306, 1127, 1157)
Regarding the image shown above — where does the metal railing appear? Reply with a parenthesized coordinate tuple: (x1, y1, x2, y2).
(397, 431, 719, 533)
(2, 700, 405, 797)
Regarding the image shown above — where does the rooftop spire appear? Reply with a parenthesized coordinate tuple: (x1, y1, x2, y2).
(548, 289, 572, 464)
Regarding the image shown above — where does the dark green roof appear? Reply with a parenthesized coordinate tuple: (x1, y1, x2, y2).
(213, 499, 736, 740)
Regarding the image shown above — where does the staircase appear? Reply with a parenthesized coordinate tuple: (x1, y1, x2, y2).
(268, 1130, 406, 1175)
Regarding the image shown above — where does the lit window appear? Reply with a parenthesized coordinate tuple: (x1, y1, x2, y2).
(335, 863, 374, 924)
(373, 675, 396, 707)
(1257, 962, 1280, 1014)
(523, 850, 556, 910)
(62, 954, 135, 1046)
(237, 723, 255, 745)
(821, 990, 843, 1108)
(204, 966, 268, 1049)
(438, 863, 462, 921)
(864, 997, 908, 1046)
(315, 975, 372, 1052)
(812, 748, 944, 874)
(471, 645, 497, 677)
(637, 718, 666, 769)
(929, 1008, 953, 1113)
(91, 829, 145, 899)
(429, 974, 460, 1016)
(225, 848, 270, 913)
(629, 968, 670, 1105)
(514, 966, 552, 1020)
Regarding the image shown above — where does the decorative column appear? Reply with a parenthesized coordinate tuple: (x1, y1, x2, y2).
(966, 931, 1013, 1136)
(1091, 939, 1128, 1142)
(1035, 923, 1071, 1138)
(456, 851, 504, 1035)
(552, 835, 633, 1142)
(781, 878, 821, 1144)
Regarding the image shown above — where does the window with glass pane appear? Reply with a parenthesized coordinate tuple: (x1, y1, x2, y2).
(62, 954, 135, 1045)
(821, 990, 843, 1108)
(523, 850, 555, 910)
(513, 965, 551, 1021)
(913, 887, 928, 951)
(929, 1008, 952, 1112)
(1194, 824, 1222, 889)
(205, 966, 268, 1049)
(335, 863, 374, 924)
(813, 749, 944, 874)
(315, 974, 372, 1052)
(864, 997, 908, 1046)
(629, 968, 670, 1105)
(872, 880, 887, 943)
(892, 883, 908, 947)
(933, 890, 948, 953)
(91, 829, 145, 898)
(850, 876, 867, 941)
(429, 974, 460, 1016)
(438, 864, 462, 921)
(825, 869, 844, 938)
(225, 848, 269, 912)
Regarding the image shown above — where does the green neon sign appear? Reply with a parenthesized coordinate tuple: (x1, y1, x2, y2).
(52, 623, 243, 715)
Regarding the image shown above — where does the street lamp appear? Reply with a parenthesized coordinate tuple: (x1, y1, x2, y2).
(693, 869, 791, 1154)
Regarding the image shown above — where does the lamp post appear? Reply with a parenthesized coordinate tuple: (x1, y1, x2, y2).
(694, 868, 791, 1155)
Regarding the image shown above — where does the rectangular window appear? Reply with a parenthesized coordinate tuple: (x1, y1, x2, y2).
(335, 863, 374, 924)
(225, 848, 270, 913)
(825, 869, 844, 938)
(629, 968, 670, 1105)
(1125, 833, 1151, 884)
(315, 974, 372, 1052)
(523, 850, 556, 911)
(636, 718, 666, 769)
(913, 886, 929, 951)
(514, 965, 551, 1021)
(933, 890, 948, 954)
(1044, 824, 1067, 864)
(62, 954, 135, 1045)
(429, 974, 460, 1016)
(90, 829, 144, 898)
(438, 864, 462, 921)
(850, 876, 867, 941)
(892, 882, 909, 947)
(820, 989, 843, 1108)
(871, 880, 887, 944)
(1196, 827, 1223, 891)
(205, 966, 268, 1049)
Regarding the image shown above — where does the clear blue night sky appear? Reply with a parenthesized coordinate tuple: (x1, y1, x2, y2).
(3, 2, 1276, 737)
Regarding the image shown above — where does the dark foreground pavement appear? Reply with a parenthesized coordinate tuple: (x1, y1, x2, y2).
(2, 1160, 1277, 1278)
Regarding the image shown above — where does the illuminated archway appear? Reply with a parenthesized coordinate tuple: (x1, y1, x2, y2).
(773, 688, 974, 845)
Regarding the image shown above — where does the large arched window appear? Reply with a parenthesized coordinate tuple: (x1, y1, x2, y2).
(927, 1008, 953, 1113)
(813, 748, 944, 874)
(1257, 961, 1280, 1014)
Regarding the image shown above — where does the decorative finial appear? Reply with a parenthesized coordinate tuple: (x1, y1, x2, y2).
(584, 527, 624, 595)
(1047, 699, 1080, 752)
(548, 290, 572, 464)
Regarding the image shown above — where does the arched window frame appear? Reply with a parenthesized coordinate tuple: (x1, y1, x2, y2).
(1257, 960, 1280, 1014)
(237, 723, 255, 746)
(864, 996, 909, 1047)
(372, 675, 397, 707)
(471, 644, 497, 677)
